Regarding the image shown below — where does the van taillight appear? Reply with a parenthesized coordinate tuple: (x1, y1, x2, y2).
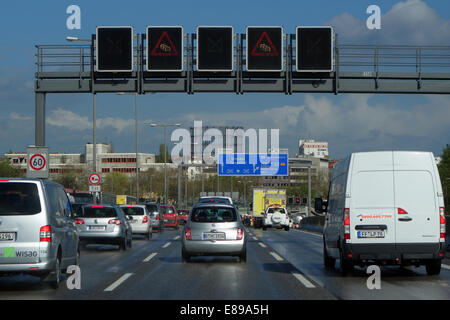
(40, 225, 52, 242)
(75, 219, 84, 225)
(142, 216, 148, 224)
(156, 215, 160, 221)
(343, 208, 350, 240)
(236, 227, 244, 240)
(185, 227, 191, 240)
(108, 219, 122, 225)
(440, 207, 445, 239)
(398, 208, 408, 215)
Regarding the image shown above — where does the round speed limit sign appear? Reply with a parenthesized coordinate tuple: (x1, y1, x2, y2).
(29, 154, 47, 171)
(89, 173, 101, 185)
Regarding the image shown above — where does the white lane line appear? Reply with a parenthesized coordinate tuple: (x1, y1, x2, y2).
(143, 252, 158, 262)
(162, 242, 172, 248)
(173, 235, 181, 240)
(258, 242, 267, 248)
(270, 251, 284, 261)
(252, 236, 258, 241)
(104, 273, 133, 292)
(292, 272, 316, 288)
(298, 230, 322, 238)
(442, 264, 450, 270)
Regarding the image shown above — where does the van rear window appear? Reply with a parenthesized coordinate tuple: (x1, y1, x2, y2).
(0, 183, 41, 215)
(82, 207, 117, 218)
(191, 207, 237, 223)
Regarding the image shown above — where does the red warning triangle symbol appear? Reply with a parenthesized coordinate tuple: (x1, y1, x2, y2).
(151, 31, 178, 56)
(250, 31, 279, 57)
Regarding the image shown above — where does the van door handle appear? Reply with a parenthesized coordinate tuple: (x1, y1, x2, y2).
(398, 217, 412, 222)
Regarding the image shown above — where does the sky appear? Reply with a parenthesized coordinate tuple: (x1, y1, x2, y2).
(0, 0, 449, 159)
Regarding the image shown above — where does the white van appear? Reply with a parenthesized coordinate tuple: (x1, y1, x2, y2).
(321, 151, 446, 275)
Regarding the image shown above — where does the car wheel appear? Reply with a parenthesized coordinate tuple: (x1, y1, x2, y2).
(339, 248, 353, 275)
(182, 248, 191, 263)
(50, 254, 61, 289)
(128, 235, 133, 249)
(147, 229, 152, 240)
(262, 226, 267, 231)
(284, 226, 290, 231)
(120, 237, 127, 251)
(239, 249, 247, 263)
(425, 259, 441, 275)
(323, 240, 335, 269)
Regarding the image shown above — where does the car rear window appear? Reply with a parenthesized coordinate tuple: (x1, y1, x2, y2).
(191, 207, 237, 223)
(161, 206, 174, 214)
(0, 183, 41, 215)
(198, 198, 231, 204)
(121, 206, 144, 216)
(82, 207, 117, 218)
(145, 204, 158, 213)
(267, 207, 286, 214)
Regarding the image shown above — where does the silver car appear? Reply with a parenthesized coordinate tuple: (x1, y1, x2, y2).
(120, 205, 152, 240)
(0, 178, 80, 289)
(144, 203, 163, 232)
(181, 204, 247, 263)
(76, 204, 132, 250)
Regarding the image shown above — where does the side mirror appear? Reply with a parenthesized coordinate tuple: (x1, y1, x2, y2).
(314, 198, 323, 213)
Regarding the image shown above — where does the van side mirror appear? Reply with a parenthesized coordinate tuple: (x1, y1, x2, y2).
(314, 198, 323, 213)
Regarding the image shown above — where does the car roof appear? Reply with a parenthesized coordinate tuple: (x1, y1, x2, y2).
(192, 202, 235, 209)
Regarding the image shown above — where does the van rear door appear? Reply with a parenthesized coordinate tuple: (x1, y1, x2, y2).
(350, 170, 396, 245)
(393, 152, 439, 245)
(0, 181, 43, 264)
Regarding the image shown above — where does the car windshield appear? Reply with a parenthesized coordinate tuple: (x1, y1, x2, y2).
(198, 198, 231, 204)
(0, 183, 41, 215)
(268, 207, 286, 214)
(121, 206, 144, 216)
(191, 207, 237, 223)
(82, 206, 117, 218)
(161, 206, 174, 214)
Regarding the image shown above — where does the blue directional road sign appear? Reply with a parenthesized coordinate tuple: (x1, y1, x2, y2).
(218, 153, 288, 176)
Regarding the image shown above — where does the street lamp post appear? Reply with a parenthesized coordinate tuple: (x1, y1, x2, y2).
(148, 123, 181, 204)
(117, 92, 139, 201)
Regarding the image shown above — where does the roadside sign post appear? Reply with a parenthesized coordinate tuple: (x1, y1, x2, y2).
(26, 146, 49, 179)
(89, 173, 101, 204)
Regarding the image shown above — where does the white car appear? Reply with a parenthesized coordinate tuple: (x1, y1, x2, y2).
(262, 206, 290, 231)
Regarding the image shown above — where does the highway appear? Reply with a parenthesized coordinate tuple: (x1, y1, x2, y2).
(0, 227, 449, 300)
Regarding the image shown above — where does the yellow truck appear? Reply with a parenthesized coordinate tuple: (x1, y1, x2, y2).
(252, 188, 286, 228)
(116, 195, 137, 205)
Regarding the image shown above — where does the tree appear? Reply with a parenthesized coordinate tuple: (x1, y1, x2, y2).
(103, 172, 130, 195)
(156, 144, 171, 163)
(0, 158, 23, 177)
(438, 144, 450, 213)
(53, 168, 87, 190)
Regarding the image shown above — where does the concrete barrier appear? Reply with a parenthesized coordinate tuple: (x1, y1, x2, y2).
(299, 216, 325, 234)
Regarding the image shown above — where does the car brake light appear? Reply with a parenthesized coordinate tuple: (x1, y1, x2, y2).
(40, 225, 52, 242)
(108, 219, 122, 225)
(156, 215, 160, 220)
(236, 227, 244, 240)
(75, 218, 84, 225)
(343, 208, 350, 240)
(398, 208, 408, 215)
(92, 206, 103, 209)
(142, 216, 148, 223)
(185, 227, 191, 240)
(440, 207, 445, 239)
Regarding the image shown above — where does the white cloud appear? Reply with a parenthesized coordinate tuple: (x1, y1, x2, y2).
(10, 112, 32, 121)
(46, 108, 134, 133)
(325, 0, 450, 45)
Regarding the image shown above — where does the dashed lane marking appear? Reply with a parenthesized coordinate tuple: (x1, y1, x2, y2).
(270, 251, 284, 262)
(143, 252, 158, 262)
(104, 273, 133, 292)
(292, 272, 316, 288)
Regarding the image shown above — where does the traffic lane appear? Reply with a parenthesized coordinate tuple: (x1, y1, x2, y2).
(253, 228, 450, 300)
(97, 232, 336, 300)
(0, 229, 177, 299)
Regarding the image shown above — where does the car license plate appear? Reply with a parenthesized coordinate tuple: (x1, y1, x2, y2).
(203, 232, 226, 240)
(357, 230, 385, 238)
(87, 226, 106, 231)
(0, 233, 15, 241)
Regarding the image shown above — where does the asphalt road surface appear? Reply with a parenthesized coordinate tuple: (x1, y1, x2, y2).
(0, 228, 335, 300)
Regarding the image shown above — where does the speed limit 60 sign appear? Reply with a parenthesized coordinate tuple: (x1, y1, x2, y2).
(27, 146, 49, 178)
